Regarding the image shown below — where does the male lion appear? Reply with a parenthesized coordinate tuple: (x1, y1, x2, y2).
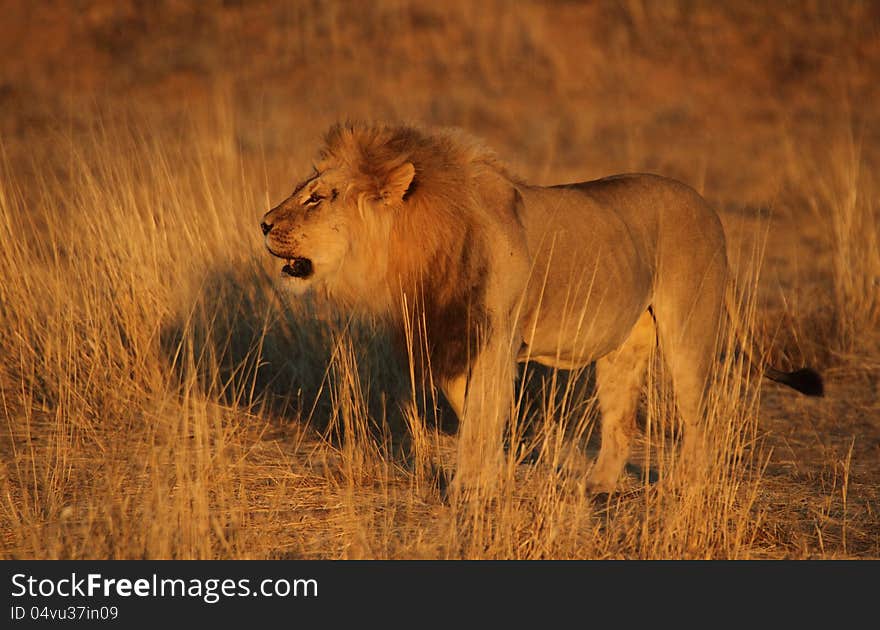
(261, 122, 822, 495)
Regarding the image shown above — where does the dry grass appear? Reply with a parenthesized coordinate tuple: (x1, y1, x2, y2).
(1, 0, 878, 559)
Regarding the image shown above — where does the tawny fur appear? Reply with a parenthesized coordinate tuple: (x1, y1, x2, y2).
(261, 122, 822, 495)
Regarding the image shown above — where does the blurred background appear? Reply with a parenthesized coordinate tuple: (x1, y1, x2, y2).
(2, 0, 878, 199)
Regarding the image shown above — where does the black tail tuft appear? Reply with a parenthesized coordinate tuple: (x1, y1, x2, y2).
(777, 367, 824, 397)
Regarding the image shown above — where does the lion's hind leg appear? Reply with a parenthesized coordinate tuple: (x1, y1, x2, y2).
(652, 263, 726, 482)
(587, 310, 656, 494)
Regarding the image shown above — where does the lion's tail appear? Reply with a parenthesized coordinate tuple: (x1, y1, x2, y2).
(723, 283, 824, 397)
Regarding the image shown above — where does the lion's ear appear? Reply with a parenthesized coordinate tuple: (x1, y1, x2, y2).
(380, 162, 415, 202)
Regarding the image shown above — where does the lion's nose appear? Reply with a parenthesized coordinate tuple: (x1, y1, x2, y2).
(260, 221, 273, 235)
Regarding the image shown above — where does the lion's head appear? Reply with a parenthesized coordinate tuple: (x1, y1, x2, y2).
(262, 123, 507, 314)
(261, 144, 415, 306)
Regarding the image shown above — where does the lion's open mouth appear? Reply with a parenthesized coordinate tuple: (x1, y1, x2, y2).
(282, 257, 314, 279)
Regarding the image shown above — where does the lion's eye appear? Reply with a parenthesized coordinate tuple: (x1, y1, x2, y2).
(305, 192, 324, 207)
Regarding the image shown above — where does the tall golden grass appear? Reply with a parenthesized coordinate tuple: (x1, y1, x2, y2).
(2, 108, 871, 559)
(1, 0, 878, 559)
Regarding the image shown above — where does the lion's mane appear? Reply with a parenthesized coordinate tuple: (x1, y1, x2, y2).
(317, 122, 518, 380)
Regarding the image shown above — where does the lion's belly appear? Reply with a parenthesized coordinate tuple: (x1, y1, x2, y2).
(517, 272, 652, 367)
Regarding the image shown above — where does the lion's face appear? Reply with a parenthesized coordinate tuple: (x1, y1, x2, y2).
(261, 158, 415, 299)
(261, 168, 354, 294)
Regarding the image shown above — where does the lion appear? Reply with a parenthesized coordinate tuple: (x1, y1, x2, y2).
(260, 122, 823, 495)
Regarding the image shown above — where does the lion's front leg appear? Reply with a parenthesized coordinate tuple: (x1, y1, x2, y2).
(443, 334, 518, 499)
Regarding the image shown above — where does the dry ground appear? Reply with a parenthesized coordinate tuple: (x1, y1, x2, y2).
(1, 0, 878, 558)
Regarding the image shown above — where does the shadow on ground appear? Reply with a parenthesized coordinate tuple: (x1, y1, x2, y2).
(158, 265, 463, 448)
(157, 264, 669, 482)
